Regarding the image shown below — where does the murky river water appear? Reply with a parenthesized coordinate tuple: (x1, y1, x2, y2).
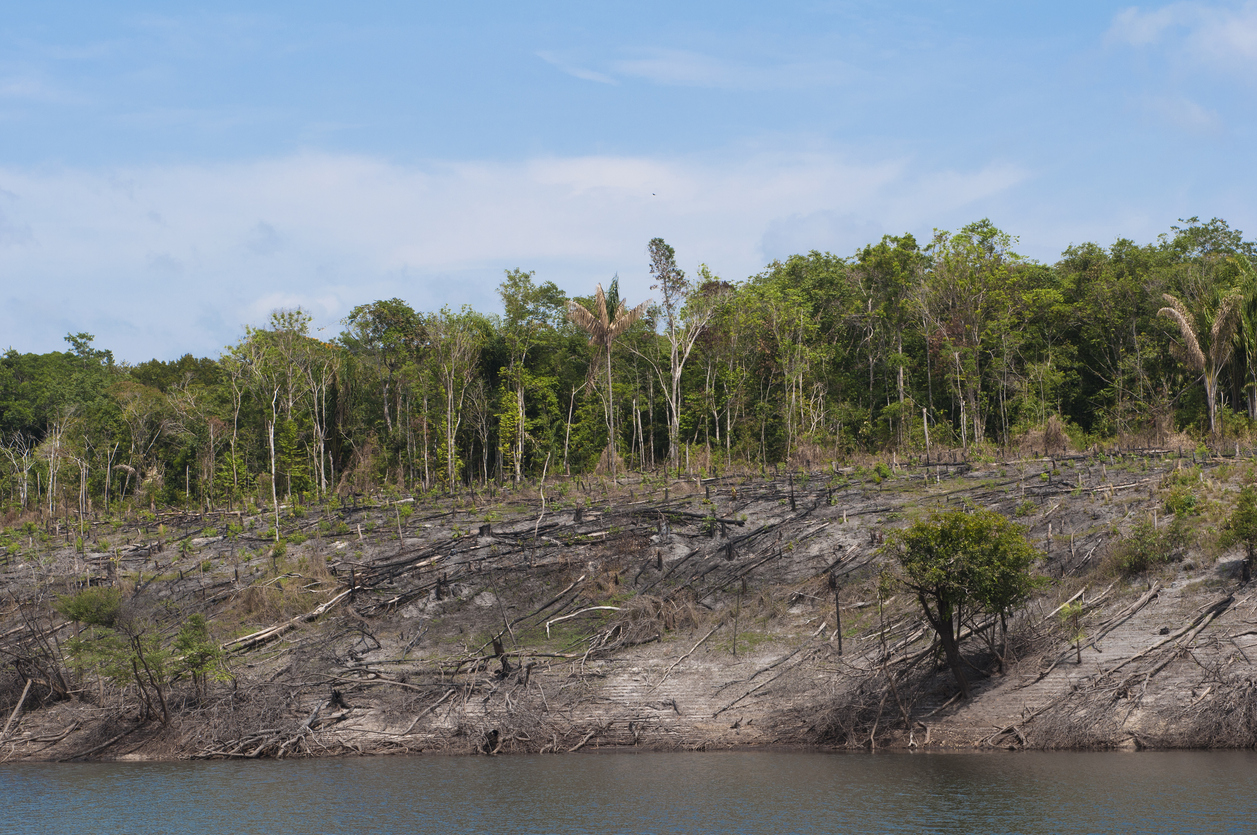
(2, 750, 1255, 834)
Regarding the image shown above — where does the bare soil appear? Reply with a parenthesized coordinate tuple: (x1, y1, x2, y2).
(4, 449, 1257, 761)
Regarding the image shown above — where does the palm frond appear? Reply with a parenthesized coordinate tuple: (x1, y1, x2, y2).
(594, 283, 611, 329)
(567, 300, 607, 345)
(607, 300, 650, 341)
(1211, 291, 1243, 369)
(1158, 294, 1206, 373)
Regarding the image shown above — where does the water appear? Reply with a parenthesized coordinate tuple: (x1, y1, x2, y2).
(2, 750, 1255, 835)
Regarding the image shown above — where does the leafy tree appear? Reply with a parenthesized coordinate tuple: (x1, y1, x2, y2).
(1223, 254, 1257, 421)
(426, 306, 487, 488)
(692, 280, 752, 462)
(1057, 238, 1172, 437)
(884, 508, 1040, 697)
(854, 234, 926, 448)
(921, 220, 1026, 448)
(174, 614, 227, 699)
(56, 587, 172, 724)
(497, 270, 568, 482)
(646, 239, 727, 472)
(342, 299, 425, 436)
(742, 280, 818, 461)
(1225, 486, 1257, 583)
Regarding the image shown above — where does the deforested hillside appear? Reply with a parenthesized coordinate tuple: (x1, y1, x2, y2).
(4, 449, 1257, 760)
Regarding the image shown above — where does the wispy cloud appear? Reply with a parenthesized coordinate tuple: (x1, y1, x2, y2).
(1140, 93, 1224, 131)
(0, 75, 78, 104)
(535, 51, 618, 85)
(1110, 2, 1257, 70)
(0, 208, 33, 246)
(1108, 4, 1196, 46)
(611, 48, 850, 90)
(0, 149, 1031, 359)
(537, 47, 850, 90)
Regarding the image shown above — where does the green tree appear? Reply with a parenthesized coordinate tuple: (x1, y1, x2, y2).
(342, 299, 425, 437)
(921, 221, 1025, 448)
(884, 508, 1040, 698)
(854, 234, 926, 449)
(1056, 238, 1172, 438)
(56, 587, 172, 724)
(426, 306, 487, 488)
(1225, 486, 1257, 583)
(646, 239, 727, 472)
(497, 269, 568, 482)
(174, 614, 227, 699)
(743, 281, 818, 462)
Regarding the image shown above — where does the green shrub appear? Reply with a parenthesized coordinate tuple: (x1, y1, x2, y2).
(55, 587, 123, 627)
(1165, 486, 1199, 517)
(1165, 466, 1203, 488)
(1111, 520, 1188, 576)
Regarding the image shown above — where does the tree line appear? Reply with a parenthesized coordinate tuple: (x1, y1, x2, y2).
(3, 217, 1256, 518)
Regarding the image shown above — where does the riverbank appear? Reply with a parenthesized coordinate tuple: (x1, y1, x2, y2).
(4, 451, 1256, 761)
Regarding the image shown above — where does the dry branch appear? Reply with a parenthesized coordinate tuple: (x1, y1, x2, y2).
(222, 589, 352, 653)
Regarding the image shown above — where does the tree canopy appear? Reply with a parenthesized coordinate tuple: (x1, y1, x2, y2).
(885, 508, 1040, 697)
(2, 220, 1257, 515)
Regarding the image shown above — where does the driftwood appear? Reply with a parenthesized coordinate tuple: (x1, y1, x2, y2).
(649, 622, 724, 693)
(567, 725, 602, 752)
(63, 723, 142, 761)
(1019, 583, 1161, 690)
(401, 689, 456, 735)
(222, 589, 352, 653)
(987, 594, 1234, 747)
(545, 607, 621, 637)
(1, 679, 31, 740)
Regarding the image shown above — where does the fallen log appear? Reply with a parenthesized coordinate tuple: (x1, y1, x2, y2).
(1, 678, 32, 740)
(221, 588, 352, 653)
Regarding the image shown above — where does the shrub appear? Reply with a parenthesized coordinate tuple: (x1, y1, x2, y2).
(1111, 520, 1188, 576)
(55, 587, 123, 627)
(1165, 486, 1199, 517)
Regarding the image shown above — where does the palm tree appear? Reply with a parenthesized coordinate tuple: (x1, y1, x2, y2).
(567, 283, 650, 481)
(1158, 291, 1241, 438)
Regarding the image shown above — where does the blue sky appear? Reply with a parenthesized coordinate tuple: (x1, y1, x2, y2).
(1, 1, 1255, 360)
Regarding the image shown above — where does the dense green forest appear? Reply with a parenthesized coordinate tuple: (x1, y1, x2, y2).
(4, 217, 1256, 519)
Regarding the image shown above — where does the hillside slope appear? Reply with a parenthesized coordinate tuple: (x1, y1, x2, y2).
(3, 452, 1255, 760)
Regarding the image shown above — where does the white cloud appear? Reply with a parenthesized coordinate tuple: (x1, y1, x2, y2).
(535, 51, 618, 85)
(1110, 2, 1257, 70)
(0, 149, 1031, 360)
(245, 221, 282, 256)
(611, 48, 850, 90)
(537, 47, 850, 90)
(0, 75, 77, 104)
(1141, 93, 1224, 130)
(0, 207, 33, 246)
(1108, 4, 1196, 46)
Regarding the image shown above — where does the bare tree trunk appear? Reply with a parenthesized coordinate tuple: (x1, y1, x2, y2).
(269, 390, 280, 542)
